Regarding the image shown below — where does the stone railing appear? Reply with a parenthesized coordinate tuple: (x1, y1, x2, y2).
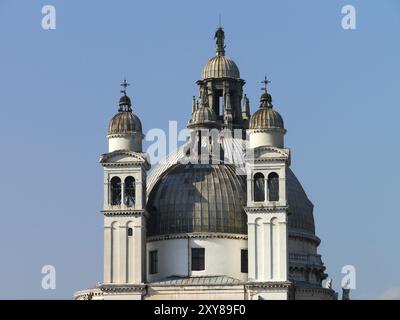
(73, 287, 103, 300)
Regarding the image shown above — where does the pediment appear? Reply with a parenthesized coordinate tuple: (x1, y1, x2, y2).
(247, 146, 290, 162)
(100, 150, 150, 168)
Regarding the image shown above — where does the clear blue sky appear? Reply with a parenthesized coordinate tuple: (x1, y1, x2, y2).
(0, 0, 399, 299)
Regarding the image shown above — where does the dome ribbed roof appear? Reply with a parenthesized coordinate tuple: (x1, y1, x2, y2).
(249, 92, 284, 130)
(200, 27, 240, 80)
(147, 137, 316, 236)
(188, 106, 218, 128)
(147, 163, 247, 236)
(249, 107, 284, 130)
(108, 111, 142, 135)
(108, 92, 142, 135)
(201, 55, 240, 80)
(286, 169, 315, 233)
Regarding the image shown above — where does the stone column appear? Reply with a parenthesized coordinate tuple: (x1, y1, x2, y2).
(134, 224, 143, 283)
(279, 170, 286, 205)
(121, 181, 125, 207)
(103, 225, 112, 283)
(278, 219, 288, 281)
(247, 221, 256, 281)
(104, 177, 109, 209)
(265, 175, 268, 202)
(206, 81, 214, 113)
(135, 178, 143, 210)
(246, 173, 253, 207)
(118, 225, 127, 283)
(263, 220, 272, 281)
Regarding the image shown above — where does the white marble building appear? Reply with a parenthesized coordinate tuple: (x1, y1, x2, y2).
(74, 27, 336, 300)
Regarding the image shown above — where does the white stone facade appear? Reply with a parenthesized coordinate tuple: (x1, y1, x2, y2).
(74, 27, 336, 301)
(147, 236, 248, 283)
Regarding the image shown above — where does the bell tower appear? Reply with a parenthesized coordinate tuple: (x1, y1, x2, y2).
(245, 80, 291, 300)
(99, 80, 150, 299)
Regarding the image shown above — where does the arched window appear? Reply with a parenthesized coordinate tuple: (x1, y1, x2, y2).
(268, 172, 279, 201)
(254, 173, 265, 202)
(127, 227, 133, 237)
(124, 176, 135, 207)
(110, 176, 121, 205)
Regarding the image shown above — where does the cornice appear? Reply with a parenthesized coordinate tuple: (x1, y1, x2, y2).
(250, 157, 288, 163)
(102, 209, 147, 217)
(100, 284, 146, 293)
(245, 146, 290, 165)
(107, 132, 145, 139)
(248, 128, 287, 134)
(246, 281, 292, 289)
(102, 162, 146, 168)
(99, 150, 150, 170)
(289, 265, 326, 273)
(74, 284, 146, 299)
(288, 230, 321, 245)
(197, 78, 245, 85)
(147, 232, 248, 242)
(244, 205, 288, 213)
(254, 146, 289, 156)
(74, 283, 335, 299)
(294, 286, 337, 297)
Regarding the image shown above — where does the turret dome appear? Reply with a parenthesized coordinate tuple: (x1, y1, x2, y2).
(188, 106, 218, 128)
(108, 111, 142, 135)
(249, 92, 284, 130)
(107, 80, 144, 153)
(201, 27, 240, 80)
(202, 56, 240, 80)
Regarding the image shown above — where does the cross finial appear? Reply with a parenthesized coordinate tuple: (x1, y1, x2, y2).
(261, 75, 271, 93)
(120, 78, 130, 96)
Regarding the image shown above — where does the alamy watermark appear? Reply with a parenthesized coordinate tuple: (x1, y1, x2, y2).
(341, 264, 356, 290)
(41, 265, 56, 290)
(341, 5, 356, 30)
(144, 121, 251, 175)
(41, 5, 56, 30)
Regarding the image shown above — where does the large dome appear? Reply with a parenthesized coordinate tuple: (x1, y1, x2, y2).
(147, 163, 247, 236)
(145, 123, 324, 289)
(201, 55, 240, 80)
(147, 137, 316, 236)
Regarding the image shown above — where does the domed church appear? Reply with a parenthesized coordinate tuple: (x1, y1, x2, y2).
(75, 27, 336, 300)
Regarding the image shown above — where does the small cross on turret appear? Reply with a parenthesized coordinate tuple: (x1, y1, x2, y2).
(261, 75, 271, 93)
(120, 78, 130, 96)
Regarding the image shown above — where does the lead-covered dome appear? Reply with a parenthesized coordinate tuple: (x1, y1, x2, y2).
(249, 92, 284, 130)
(108, 94, 142, 135)
(146, 137, 316, 236)
(188, 92, 219, 129)
(201, 55, 240, 80)
(147, 163, 247, 236)
(108, 112, 142, 135)
(188, 106, 218, 128)
(201, 27, 240, 80)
